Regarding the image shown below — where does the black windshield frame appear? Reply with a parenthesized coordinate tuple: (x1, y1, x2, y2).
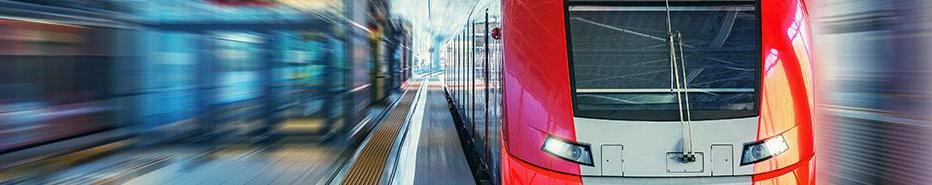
(564, 0, 762, 121)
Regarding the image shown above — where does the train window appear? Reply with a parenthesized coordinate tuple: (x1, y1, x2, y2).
(566, 1, 760, 121)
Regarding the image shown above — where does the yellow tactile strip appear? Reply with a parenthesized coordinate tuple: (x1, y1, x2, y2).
(341, 82, 421, 185)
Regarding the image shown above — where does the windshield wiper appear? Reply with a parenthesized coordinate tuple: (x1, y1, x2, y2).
(677, 32, 697, 162)
(664, 0, 697, 164)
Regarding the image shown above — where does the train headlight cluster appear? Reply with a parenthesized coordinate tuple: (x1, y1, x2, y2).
(740, 135, 789, 165)
(541, 137, 593, 166)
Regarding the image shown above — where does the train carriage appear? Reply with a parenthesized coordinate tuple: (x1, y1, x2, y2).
(442, 0, 815, 184)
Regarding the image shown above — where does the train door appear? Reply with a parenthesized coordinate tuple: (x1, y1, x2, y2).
(370, 26, 388, 104)
(134, 30, 227, 142)
(139, 31, 200, 137)
(475, 9, 491, 170)
(465, 27, 470, 130)
(204, 32, 265, 137)
(460, 31, 466, 115)
(270, 32, 335, 136)
(487, 3, 503, 183)
(470, 22, 477, 139)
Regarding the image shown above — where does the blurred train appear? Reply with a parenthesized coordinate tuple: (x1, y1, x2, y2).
(441, 0, 815, 184)
(0, 0, 412, 170)
(0, 14, 118, 155)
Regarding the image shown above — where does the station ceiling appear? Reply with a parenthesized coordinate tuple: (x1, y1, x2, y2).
(391, 0, 479, 39)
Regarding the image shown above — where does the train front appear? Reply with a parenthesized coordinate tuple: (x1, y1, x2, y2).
(501, 0, 815, 184)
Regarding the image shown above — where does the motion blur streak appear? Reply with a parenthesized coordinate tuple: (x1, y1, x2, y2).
(4, 0, 932, 184)
(0, 0, 425, 184)
(811, 0, 932, 184)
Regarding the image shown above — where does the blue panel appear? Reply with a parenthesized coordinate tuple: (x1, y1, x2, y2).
(138, 31, 198, 128)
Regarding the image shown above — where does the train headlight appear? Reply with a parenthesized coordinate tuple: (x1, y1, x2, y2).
(740, 135, 789, 165)
(541, 137, 593, 166)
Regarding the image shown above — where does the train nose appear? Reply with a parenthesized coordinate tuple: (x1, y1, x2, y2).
(573, 117, 759, 177)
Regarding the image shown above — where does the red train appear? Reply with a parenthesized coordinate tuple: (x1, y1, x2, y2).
(442, 0, 815, 184)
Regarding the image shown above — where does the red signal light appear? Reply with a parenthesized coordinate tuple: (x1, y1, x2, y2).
(490, 27, 502, 40)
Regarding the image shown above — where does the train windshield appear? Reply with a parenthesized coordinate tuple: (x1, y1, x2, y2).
(566, 1, 760, 121)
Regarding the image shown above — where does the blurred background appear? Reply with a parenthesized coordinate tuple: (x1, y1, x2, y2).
(0, 0, 432, 184)
(0, 0, 929, 184)
(811, 0, 932, 184)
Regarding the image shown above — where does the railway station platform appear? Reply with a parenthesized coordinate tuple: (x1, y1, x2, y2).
(0, 76, 477, 185)
(4, 0, 932, 184)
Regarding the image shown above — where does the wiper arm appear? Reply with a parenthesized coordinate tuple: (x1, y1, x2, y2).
(664, 0, 697, 164)
(677, 32, 696, 162)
